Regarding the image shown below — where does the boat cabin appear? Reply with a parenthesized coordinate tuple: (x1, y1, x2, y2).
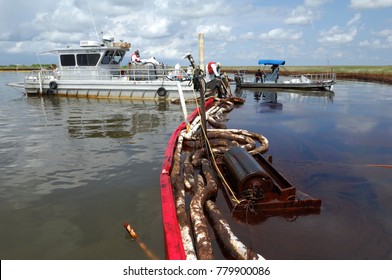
(43, 38, 131, 80)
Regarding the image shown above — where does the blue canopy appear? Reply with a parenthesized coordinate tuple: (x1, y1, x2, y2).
(258, 59, 286, 66)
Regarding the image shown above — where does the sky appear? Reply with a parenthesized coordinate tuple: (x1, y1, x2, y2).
(1, 0, 392, 66)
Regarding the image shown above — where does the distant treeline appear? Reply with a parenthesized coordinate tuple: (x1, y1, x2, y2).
(0, 64, 53, 70)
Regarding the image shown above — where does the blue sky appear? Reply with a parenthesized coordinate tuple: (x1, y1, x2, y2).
(0, 0, 392, 66)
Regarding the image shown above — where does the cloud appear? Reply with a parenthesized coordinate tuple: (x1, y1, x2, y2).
(359, 29, 392, 48)
(197, 24, 235, 41)
(138, 16, 173, 38)
(377, 29, 392, 37)
(1, 0, 392, 66)
(350, 0, 392, 9)
(318, 26, 358, 44)
(141, 37, 188, 59)
(165, 1, 225, 17)
(318, 13, 361, 44)
(380, 30, 392, 45)
(259, 28, 303, 41)
(359, 39, 384, 48)
(239, 32, 255, 40)
(347, 13, 361, 26)
(284, 6, 315, 25)
(304, 0, 332, 7)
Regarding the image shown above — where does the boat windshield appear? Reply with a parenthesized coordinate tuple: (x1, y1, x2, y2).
(101, 50, 125, 65)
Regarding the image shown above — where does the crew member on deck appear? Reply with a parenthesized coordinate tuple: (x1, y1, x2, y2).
(206, 61, 221, 81)
(255, 69, 263, 83)
(129, 50, 141, 66)
(205, 61, 226, 98)
(271, 64, 279, 83)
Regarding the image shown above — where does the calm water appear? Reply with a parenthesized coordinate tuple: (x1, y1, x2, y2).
(1, 72, 392, 259)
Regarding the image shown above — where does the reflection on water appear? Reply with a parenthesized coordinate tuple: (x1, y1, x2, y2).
(0, 95, 178, 203)
(1, 72, 392, 260)
(0, 72, 191, 259)
(23, 96, 166, 139)
(226, 81, 392, 259)
(253, 91, 282, 111)
(67, 107, 161, 139)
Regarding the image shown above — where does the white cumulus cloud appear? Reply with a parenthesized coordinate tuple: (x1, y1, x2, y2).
(350, 0, 392, 9)
(318, 13, 361, 44)
(259, 28, 303, 40)
(285, 6, 315, 25)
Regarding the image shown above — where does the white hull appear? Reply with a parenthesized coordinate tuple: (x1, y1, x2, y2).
(24, 78, 197, 100)
(238, 80, 335, 91)
(236, 74, 336, 91)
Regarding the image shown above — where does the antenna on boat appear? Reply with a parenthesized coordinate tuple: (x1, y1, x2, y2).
(87, 0, 100, 42)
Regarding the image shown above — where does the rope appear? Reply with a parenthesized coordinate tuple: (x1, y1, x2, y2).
(191, 78, 240, 204)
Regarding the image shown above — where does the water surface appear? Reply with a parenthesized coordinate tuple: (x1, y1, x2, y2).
(225, 81, 392, 259)
(1, 72, 391, 259)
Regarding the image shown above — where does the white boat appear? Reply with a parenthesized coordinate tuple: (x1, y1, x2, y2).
(7, 36, 207, 101)
(234, 59, 336, 91)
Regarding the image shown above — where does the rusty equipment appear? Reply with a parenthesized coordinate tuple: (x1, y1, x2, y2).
(220, 146, 321, 222)
(223, 146, 273, 195)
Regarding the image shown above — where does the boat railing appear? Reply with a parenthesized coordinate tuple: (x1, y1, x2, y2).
(235, 70, 336, 84)
(286, 72, 336, 83)
(25, 65, 192, 83)
(25, 69, 59, 81)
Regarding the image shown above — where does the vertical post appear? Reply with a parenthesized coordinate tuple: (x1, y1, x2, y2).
(198, 33, 205, 72)
(198, 77, 207, 135)
(176, 82, 190, 132)
(38, 71, 43, 94)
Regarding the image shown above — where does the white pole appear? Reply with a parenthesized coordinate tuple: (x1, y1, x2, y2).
(198, 33, 205, 72)
(176, 82, 190, 132)
(38, 71, 43, 94)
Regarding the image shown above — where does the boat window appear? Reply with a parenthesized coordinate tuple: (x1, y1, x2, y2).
(112, 50, 125, 64)
(77, 54, 100, 66)
(60, 54, 76, 66)
(101, 51, 112, 65)
(101, 50, 125, 65)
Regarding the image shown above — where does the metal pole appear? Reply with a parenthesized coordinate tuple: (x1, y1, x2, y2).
(198, 77, 207, 136)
